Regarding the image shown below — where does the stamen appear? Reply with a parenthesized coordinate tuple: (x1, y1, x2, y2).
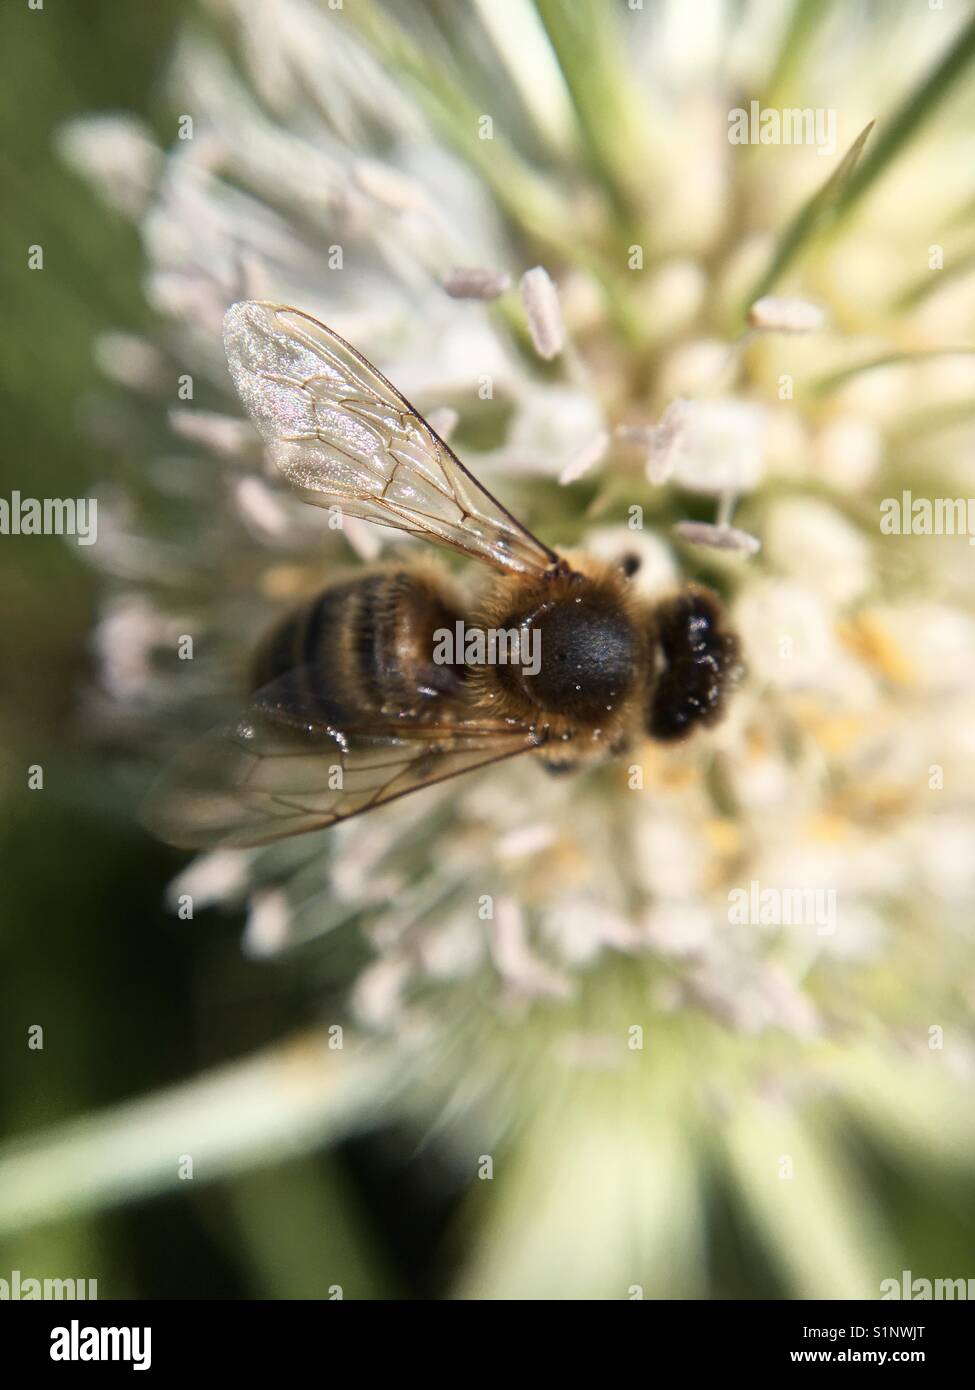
(559, 429, 609, 485)
(618, 397, 695, 485)
(170, 408, 254, 457)
(674, 520, 761, 554)
(234, 477, 289, 539)
(520, 265, 565, 360)
(243, 889, 291, 959)
(747, 296, 826, 333)
(441, 266, 512, 300)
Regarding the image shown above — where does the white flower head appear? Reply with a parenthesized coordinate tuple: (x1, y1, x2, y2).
(670, 397, 766, 496)
(38, 0, 975, 1301)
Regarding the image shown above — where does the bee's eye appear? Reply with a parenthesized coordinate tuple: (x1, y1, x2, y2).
(647, 589, 741, 741)
(619, 552, 641, 578)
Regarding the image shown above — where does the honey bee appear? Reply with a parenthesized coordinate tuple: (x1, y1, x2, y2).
(146, 301, 741, 848)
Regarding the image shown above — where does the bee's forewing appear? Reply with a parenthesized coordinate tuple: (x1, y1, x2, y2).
(223, 301, 560, 576)
(143, 669, 541, 849)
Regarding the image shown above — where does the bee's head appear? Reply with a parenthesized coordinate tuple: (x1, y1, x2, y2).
(647, 587, 742, 741)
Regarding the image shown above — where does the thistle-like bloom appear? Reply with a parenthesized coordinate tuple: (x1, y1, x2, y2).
(11, 0, 975, 1298)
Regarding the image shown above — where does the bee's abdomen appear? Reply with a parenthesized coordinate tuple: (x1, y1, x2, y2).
(251, 569, 463, 719)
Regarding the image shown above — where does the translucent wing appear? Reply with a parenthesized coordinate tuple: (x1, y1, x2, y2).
(223, 300, 562, 576)
(144, 670, 543, 849)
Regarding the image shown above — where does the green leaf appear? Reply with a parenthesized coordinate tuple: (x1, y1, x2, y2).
(764, 0, 839, 106)
(742, 120, 874, 315)
(894, 246, 975, 310)
(533, 0, 649, 228)
(0, 1029, 399, 1236)
(835, 9, 975, 217)
(454, 1073, 708, 1299)
(813, 347, 975, 395)
(892, 398, 975, 441)
(343, 0, 575, 255)
(744, 9, 975, 318)
(344, 0, 648, 347)
(720, 1101, 895, 1299)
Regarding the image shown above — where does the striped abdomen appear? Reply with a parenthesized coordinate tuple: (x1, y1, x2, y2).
(251, 567, 465, 720)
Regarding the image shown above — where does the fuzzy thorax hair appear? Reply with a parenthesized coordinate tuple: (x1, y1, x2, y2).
(468, 554, 653, 760)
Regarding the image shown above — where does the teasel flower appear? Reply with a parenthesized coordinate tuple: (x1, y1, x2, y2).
(5, 0, 975, 1299)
